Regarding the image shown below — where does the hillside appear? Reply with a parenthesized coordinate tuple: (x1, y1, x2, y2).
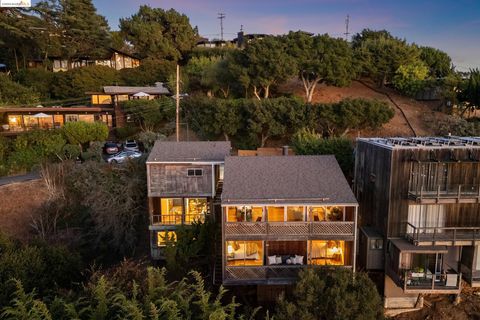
(280, 79, 450, 137)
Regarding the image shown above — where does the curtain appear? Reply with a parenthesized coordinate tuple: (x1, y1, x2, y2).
(407, 205, 446, 233)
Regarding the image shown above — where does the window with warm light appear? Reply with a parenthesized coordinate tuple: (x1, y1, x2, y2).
(309, 240, 347, 266)
(7, 115, 22, 130)
(267, 206, 284, 222)
(287, 206, 304, 221)
(157, 231, 177, 247)
(160, 198, 183, 224)
(309, 206, 344, 221)
(226, 240, 264, 266)
(226, 206, 264, 222)
(184, 198, 208, 224)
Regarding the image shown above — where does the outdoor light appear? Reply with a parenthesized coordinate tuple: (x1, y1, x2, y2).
(227, 245, 233, 254)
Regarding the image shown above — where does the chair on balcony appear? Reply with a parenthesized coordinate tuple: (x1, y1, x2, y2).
(313, 215, 320, 222)
(256, 216, 262, 222)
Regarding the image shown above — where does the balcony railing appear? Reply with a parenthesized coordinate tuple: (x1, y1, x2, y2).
(402, 269, 462, 293)
(406, 222, 480, 244)
(224, 265, 352, 283)
(408, 184, 480, 202)
(225, 221, 355, 239)
(151, 214, 206, 225)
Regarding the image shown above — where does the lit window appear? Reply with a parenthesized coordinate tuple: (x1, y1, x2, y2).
(226, 240, 264, 266)
(157, 231, 177, 247)
(185, 198, 208, 224)
(160, 198, 183, 224)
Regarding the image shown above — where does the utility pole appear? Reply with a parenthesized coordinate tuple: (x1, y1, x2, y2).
(344, 14, 350, 41)
(218, 13, 225, 41)
(176, 64, 180, 142)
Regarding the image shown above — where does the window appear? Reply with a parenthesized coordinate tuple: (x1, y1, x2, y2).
(226, 206, 263, 222)
(7, 115, 22, 130)
(309, 206, 344, 221)
(157, 231, 177, 247)
(267, 206, 284, 222)
(226, 241, 263, 266)
(185, 198, 208, 224)
(187, 168, 203, 177)
(287, 206, 304, 221)
(160, 198, 183, 224)
(370, 239, 383, 250)
(65, 114, 79, 122)
(309, 240, 348, 266)
(79, 114, 94, 123)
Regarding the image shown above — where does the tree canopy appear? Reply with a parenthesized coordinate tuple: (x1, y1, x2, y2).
(119, 5, 198, 61)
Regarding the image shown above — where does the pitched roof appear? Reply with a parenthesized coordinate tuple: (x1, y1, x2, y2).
(147, 141, 231, 163)
(222, 155, 357, 205)
(103, 83, 170, 95)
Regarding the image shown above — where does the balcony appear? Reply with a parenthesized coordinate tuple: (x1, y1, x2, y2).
(149, 214, 206, 229)
(224, 221, 355, 240)
(405, 223, 480, 246)
(408, 184, 480, 204)
(224, 265, 352, 285)
(402, 269, 462, 294)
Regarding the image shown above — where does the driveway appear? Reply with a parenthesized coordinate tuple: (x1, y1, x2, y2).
(0, 172, 41, 186)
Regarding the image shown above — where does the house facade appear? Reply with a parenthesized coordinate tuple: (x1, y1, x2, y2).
(355, 137, 480, 308)
(221, 155, 358, 285)
(0, 106, 113, 135)
(146, 141, 231, 259)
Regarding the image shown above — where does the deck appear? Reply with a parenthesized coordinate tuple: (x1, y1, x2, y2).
(405, 223, 480, 246)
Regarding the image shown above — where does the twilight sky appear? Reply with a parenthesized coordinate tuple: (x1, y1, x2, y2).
(33, 0, 480, 71)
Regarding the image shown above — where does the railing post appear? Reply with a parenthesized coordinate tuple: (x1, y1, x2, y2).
(404, 271, 407, 291)
(453, 229, 457, 245)
(432, 272, 435, 290)
(458, 185, 462, 202)
(437, 185, 440, 200)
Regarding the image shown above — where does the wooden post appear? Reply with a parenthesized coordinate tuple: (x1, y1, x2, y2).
(176, 64, 180, 142)
(353, 206, 358, 273)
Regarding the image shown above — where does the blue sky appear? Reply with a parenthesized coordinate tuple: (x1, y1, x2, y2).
(33, 0, 480, 70)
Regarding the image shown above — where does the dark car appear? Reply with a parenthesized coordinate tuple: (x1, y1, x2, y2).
(103, 142, 119, 155)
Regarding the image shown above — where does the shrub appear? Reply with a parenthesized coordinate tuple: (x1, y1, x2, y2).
(121, 97, 175, 130)
(274, 268, 383, 320)
(0, 74, 39, 105)
(62, 121, 109, 150)
(14, 68, 55, 99)
(393, 61, 429, 96)
(119, 58, 176, 86)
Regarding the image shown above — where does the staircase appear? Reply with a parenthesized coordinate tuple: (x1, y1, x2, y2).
(212, 180, 223, 285)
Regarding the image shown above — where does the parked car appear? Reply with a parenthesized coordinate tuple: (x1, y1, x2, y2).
(107, 150, 142, 164)
(123, 140, 139, 152)
(103, 141, 119, 155)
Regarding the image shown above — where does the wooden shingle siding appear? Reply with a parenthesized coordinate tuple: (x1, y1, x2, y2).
(148, 164, 213, 197)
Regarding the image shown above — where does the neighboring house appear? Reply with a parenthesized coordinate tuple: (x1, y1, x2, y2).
(0, 106, 113, 135)
(28, 48, 140, 72)
(355, 137, 480, 309)
(146, 141, 232, 259)
(221, 155, 358, 285)
(88, 83, 170, 127)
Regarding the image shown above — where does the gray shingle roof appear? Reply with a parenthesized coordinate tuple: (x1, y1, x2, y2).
(147, 141, 231, 163)
(103, 83, 170, 95)
(222, 155, 357, 205)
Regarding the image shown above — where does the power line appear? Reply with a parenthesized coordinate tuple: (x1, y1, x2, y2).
(218, 13, 226, 41)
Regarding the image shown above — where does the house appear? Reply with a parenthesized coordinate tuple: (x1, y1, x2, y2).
(221, 155, 358, 285)
(0, 106, 114, 135)
(88, 83, 170, 127)
(146, 141, 232, 259)
(28, 48, 140, 72)
(354, 137, 480, 309)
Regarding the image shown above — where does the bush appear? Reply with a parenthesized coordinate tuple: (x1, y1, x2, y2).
(393, 61, 429, 96)
(62, 121, 109, 150)
(119, 58, 176, 86)
(274, 268, 383, 320)
(14, 68, 55, 99)
(292, 129, 354, 177)
(0, 74, 39, 105)
(121, 97, 175, 130)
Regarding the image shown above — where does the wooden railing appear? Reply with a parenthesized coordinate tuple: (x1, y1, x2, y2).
(224, 221, 355, 238)
(406, 222, 480, 244)
(403, 270, 462, 293)
(408, 184, 480, 202)
(224, 265, 352, 282)
(151, 214, 206, 225)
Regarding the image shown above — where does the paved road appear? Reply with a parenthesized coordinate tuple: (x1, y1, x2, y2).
(0, 172, 41, 186)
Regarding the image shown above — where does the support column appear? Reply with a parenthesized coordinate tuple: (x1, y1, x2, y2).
(353, 206, 358, 273)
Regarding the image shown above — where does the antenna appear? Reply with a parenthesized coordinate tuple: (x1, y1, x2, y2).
(344, 14, 350, 41)
(218, 13, 226, 40)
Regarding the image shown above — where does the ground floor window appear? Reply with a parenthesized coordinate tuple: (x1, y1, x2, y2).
(7, 115, 22, 130)
(309, 240, 351, 266)
(157, 231, 177, 247)
(226, 241, 263, 266)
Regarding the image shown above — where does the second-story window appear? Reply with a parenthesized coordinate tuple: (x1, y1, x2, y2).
(187, 168, 203, 177)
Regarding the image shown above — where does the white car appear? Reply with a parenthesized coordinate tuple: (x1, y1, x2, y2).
(107, 150, 142, 164)
(123, 140, 140, 152)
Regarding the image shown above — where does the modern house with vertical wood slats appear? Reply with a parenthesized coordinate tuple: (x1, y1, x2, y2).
(221, 155, 358, 285)
(355, 137, 480, 308)
(146, 141, 231, 259)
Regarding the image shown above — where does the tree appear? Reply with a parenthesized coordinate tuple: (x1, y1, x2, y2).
(393, 61, 429, 96)
(274, 268, 383, 320)
(353, 29, 420, 87)
(286, 32, 355, 102)
(0, 74, 39, 105)
(419, 46, 452, 78)
(121, 97, 175, 131)
(62, 121, 108, 151)
(232, 36, 296, 99)
(119, 6, 197, 60)
(58, 0, 112, 59)
(458, 69, 480, 116)
(119, 58, 176, 86)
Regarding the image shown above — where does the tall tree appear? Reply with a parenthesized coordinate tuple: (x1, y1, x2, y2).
(419, 46, 453, 78)
(119, 6, 197, 61)
(58, 0, 112, 59)
(232, 36, 296, 99)
(458, 69, 480, 115)
(286, 32, 355, 103)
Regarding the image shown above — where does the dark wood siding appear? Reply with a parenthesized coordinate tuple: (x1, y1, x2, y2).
(148, 163, 213, 197)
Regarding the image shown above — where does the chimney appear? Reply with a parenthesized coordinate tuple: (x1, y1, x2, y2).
(282, 145, 289, 156)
